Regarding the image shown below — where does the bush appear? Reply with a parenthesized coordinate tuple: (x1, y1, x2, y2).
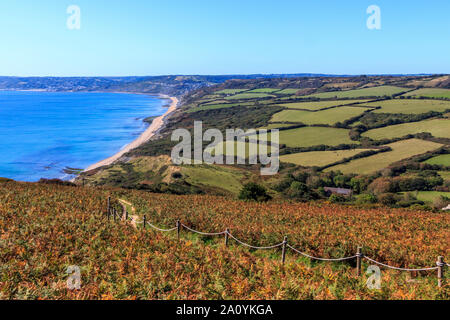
(378, 193, 397, 206)
(238, 183, 271, 202)
(356, 193, 378, 204)
(329, 194, 347, 203)
(38, 178, 76, 187)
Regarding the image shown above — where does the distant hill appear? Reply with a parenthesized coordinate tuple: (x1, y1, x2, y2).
(0, 73, 444, 97)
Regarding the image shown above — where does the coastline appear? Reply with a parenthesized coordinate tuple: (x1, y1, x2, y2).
(83, 96, 178, 172)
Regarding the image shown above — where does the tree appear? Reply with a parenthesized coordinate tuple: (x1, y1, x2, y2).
(238, 183, 271, 202)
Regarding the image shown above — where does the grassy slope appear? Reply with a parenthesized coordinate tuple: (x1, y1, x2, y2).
(270, 107, 368, 125)
(1, 181, 448, 299)
(403, 88, 450, 99)
(425, 154, 450, 166)
(326, 139, 444, 174)
(362, 119, 450, 140)
(363, 99, 450, 114)
(278, 127, 355, 148)
(280, 149, 373, 167)
(278, 100, 370, 110)
(414, 191, 450, 203)
(302, 86, 407, 99)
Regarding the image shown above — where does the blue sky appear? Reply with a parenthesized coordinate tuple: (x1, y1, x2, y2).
(1, 0, 449, 76)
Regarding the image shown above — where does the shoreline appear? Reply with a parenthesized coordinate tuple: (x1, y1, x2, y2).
(83, 96, 178, 172)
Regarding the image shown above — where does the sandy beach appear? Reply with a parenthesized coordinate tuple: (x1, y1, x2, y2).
(84, 96, 178, 172)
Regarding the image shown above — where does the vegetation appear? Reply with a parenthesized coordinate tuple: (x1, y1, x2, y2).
(1, 180, 448, 299)
(278, 100, 370, 110)
(326, 139, 444, 174)
(280, 149, 374, 167)
(403, 88, 450, 99)
(238, 183, 271, 202)
(277, 127, 355, 148)
(365, 99, 450, 114)
(362, 119, 450, 140)
(425, 154, 450, 166)
(302, 86, 407, 99)
(270, 107, 369, 125)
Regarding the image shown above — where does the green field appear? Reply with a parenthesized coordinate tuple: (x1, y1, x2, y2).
(270, 107, 368, 125)
(248, 88, 280, 93)
(364, 99, 450, 114)
(414, 191, 450, 203)
(424, 154, 450, 166)
(302, 86, 407, 99)
(280, 149, 373, 167)
(403, 88, 450, 99)
(326, 139, 444, 174)
(278, 100, 370, 110)
(362, 119, 450, 140)
(204, 140, 275, 159)
(274, 127, 355, 148)
(438, 171, 450, 181)
(187, 102, 256, 113)
(181, 165, 246, 195)
(216, 89, 248, 94)
(225, 92, 275, 100)
(276, 88, 300, 94)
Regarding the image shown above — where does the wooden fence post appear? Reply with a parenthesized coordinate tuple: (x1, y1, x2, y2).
(143, 215, 147, 229)
(122, 205, 126, 221)
(107, 196, 111, 216)
(281, 236, 288, 265)
(113, 209, 117, 222)
(357, 246, 362, 276)
(437, 256, 444, 288)
(177, 220, 181, 240)
(225, 228, 229, 247)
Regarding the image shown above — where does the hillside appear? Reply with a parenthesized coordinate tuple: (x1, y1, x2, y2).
(0, 180, 448, 299)
(79, 75, 450, 209)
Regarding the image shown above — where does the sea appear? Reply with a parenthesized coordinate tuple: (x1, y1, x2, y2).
(0, 91, 168, 181)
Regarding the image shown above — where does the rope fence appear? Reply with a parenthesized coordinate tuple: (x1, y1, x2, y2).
(106, 197, 447, 288)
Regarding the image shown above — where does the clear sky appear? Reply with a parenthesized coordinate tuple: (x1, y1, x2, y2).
(1, 0, 449, 76)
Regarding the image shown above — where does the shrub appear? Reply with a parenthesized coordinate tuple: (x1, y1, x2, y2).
(329, 194, 347, 203)
(356, 193, 378, 204)
(378, 193, 397, 206)
(238, 183, 271, 202)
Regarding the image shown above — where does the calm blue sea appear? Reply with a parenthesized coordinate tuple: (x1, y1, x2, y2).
(0, 91, 167, 182)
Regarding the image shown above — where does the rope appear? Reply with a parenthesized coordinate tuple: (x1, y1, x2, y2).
(287, 244, 357, 261)
(146, 221, 178, 232)
(226, 231, 284, 250)
(181, 224, 227, 236)
(363, 256, 438, 272)
(108, 199, 448, 272)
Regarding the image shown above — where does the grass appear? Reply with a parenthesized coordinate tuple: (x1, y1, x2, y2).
(216, 89, 248, 94)
(181, 165, 246, 195)
(275, 127, 355, 148)
(362, 119, 450, 140)
(414, 191, 450, 203)
(302, 86, 407, 99)
(403, 88, 450, 99)
(438, 171, 450, 181)
(270, 107, 368, 125)
(276, 88, 300, 94)
(424, 154, 450, 166)
(247, 88, 280, 93)
(225, 92, 275, 100)
(278, 100, 370, 111)
(326, 139, 444, 174)
(280, 149, 373, 167)
(204, 140, 275, 159)
(363, 99, 450, 114)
